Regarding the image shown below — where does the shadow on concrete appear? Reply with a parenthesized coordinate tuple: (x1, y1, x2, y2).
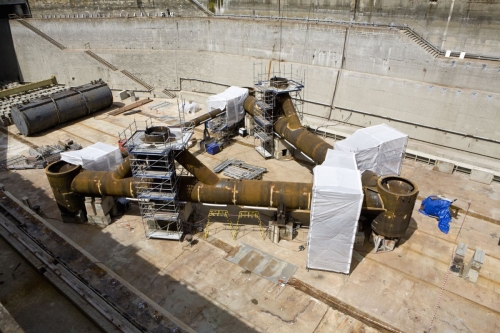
(349, 216, 418, 274)
(398, 217, 418, 247)
(0, 237, 102, 332)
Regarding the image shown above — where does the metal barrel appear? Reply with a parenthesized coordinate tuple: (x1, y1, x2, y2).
(11, 80, 113, 136)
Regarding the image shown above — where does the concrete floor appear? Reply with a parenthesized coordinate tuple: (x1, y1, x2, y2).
(0, 95, 499, 332)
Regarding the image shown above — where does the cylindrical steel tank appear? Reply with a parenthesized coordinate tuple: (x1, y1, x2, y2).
(11, 80, 113, 136)
(45, 161, 86, 223)
(371, 175, 419, 238)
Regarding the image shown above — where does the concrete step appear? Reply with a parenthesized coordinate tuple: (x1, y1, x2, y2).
(120, 70, 154, 91)
(84, 51, 118, 71)
(402, 28, 441, 58)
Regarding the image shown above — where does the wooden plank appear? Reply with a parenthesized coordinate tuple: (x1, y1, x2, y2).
(109, 98, 153, 116)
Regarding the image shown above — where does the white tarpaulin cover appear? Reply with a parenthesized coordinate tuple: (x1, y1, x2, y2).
(322, 149, 358, 169)
(334, 123, 408, 176)
(61, 142, 122, 171)
(206, 86, 249, 127)
(307, 150, 363, 274)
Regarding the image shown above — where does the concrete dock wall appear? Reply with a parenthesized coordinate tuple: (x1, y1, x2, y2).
(9, 17, 500, 163)
(28, 0, 208, 18)
(214, 0, 500, 56)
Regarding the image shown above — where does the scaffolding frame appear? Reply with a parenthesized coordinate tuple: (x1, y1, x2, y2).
(207, 115, 233, 148)
(119, 103, 193, 240)
(252, 62, 305, 159)
(234, 211, 266, 241)
(213, 159, 267, 180)
(204, 210, 230, 239)
(202, 210, 266, 241)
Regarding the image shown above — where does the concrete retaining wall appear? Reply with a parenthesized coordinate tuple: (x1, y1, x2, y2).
(9, 17, 500, 163)
(214, 0, 500, 56)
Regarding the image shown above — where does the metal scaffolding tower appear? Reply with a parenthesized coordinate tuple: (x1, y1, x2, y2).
(252, 62, 305, 159)
(119, 106, 193, 240)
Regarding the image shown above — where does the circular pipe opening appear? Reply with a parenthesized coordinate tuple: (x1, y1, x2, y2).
(243, 87, 255, 96)
(270, 76, 289, 89)
(143, 126, 172, 143)
(46, 160, 80, 174)
(378, 176, 418, 195)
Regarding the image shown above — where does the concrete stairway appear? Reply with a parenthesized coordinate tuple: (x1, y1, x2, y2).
(402, 28, 441, 58)
(16, 19, 66, 50)
(84, 51, 118, 71)
(121, 70, 154, 91)
(15, 19, 157, 92)
(188, 0, 214, 16)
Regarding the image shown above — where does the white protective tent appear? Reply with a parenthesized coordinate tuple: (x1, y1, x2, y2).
(179, 101, 201, 114)
(206, 86, 249, 127)
(334, 123, 408, 176)
(61, 142, 123, 171)
(307, 150, 363, 274)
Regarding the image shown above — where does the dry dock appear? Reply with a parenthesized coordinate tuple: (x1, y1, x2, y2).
(0, 97, 499, 332)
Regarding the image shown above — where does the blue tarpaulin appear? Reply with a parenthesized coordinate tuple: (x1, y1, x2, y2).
(419, 196, 454, 234)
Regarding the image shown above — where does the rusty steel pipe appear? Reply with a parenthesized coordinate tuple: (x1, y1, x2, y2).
(175, 150, 309, 208)
(175, 150, 220, 185)
(71, 171, 136, 198)
(181, 108, 225, 128)
(274, 117, 333, 164)
(45, 161, 85, 214)
(243, 95, 257, 117)
(178, 177, 312, 210)
(277, 93, 302, 130)
(112, 156, 132, 179)
(71, 157, 136, 198)
(244, 95, 333, 165)
(371, 175, 419, 238)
